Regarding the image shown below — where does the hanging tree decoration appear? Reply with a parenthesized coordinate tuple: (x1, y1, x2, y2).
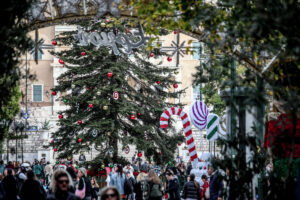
(189, 100, 209, 130)
(113, 91, 119, 100)
(123, 146, 130, 154)
(90, 0, 122, 19)
(92, 129, 98, 137)
(53, 0, 81, 17)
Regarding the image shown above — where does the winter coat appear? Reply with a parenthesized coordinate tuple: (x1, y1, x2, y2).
(110, 173, 125, 195)
(46, 191, 81, 200)
(34, 164, 43, 176)
(20, 179, 46, 200)
(182, 181, 200, 200)
(200, 181, 209, 199)
(0, 181, 6, 200)
(2, 175, 18, 200)
(0, 164, 5, 175)
(78, 177, 92, 198)
(165, 178, 180, 200)
(44, 164, 53, 175)
(134, 182, 143, 200)
(91, 187, 99, 199)
(209, 173, 224, 200)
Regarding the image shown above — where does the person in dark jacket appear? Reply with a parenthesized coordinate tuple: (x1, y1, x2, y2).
(165, 171, 180, 200)
(207, 166, 224, 200)
(182, 173, 200, 200)
(66, 166, 77, 193)
(0, 179, 6, 200)
(20, 170, 46, 200)
(78, 168, 92, 200)
(47, 169, 80, 200)
(2, 168, 18, 200)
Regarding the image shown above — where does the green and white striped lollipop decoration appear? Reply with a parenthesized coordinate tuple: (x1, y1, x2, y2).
(206, 113, 220, 141)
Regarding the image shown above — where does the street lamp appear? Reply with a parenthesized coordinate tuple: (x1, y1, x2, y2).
(0, 119, 10, 162)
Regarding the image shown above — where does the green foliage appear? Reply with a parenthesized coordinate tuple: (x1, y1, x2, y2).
(50, 19, 185, 167)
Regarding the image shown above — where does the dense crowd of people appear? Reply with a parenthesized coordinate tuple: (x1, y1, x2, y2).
(0, 157, 226, 200)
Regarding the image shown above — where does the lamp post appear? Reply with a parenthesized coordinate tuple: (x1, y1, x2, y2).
(0, 119, 10, 161)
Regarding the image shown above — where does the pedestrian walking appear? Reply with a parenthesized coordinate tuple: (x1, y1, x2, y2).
(165, 170, 180, 200)
(19, 170, 46, 200)
(110, 165, 125, 199)
(91, 177, 100, 200)
(47, 169, 80, 200)
(200, 175, 209, 200)
(33, 160, 43, 179)
(66, 166, 78, 193)
(100, 186, 120, 200)
(0, 178, 6, 200)
(181, 173, 201, 200)
(148, 169, 163, 200)
(207, 166, 223, 200)
(124, 171, 135, 200)
(76, 168, 92, 200)
(2, 168, 18, 200)
(0, 161, 5, 175)
(134, 172, 145, 200)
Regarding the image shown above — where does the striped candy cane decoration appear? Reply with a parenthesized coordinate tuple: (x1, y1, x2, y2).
(160, 107, 199, 168)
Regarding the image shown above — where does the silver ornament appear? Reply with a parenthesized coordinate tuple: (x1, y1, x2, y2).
(92, 129, 98, 137)
(90, 0, 122, 19)
(28, 2, 47, 22)
(53, 0, 81, 16)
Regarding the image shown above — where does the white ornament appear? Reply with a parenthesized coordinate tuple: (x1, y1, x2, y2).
(90, 0, 122, 19)
(113, 91, 119, 100)
(53, 0, 81, 16)
(92, 129, 98, 137)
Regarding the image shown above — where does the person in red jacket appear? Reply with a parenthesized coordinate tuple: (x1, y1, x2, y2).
(200, 175, 209, 200)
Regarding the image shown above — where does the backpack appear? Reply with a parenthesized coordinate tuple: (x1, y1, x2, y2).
(124, 177, 134, 194)
(150, 182, 163, 198)
(141, 178, 150, 200)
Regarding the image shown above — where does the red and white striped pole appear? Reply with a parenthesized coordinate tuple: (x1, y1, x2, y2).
(160, 107, 199, 168)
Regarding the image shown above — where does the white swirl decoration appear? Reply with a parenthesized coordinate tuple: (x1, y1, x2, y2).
(189, 100, 209, 130)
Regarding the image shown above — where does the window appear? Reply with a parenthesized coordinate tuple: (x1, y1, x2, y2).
(191, 42, 202, 60)
(32, 85, 43, 102)
(192, 85, 201, 101)
(31, 51, 43, 60)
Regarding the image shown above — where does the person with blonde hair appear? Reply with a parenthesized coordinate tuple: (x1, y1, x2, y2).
(77, 167, 93, 200)
(147, 169, 163, 200)
(134, 172, 146, 200)
(100, 186, 120, 200)
(91, 177, 100, 200)
(47, 169, 80, 200)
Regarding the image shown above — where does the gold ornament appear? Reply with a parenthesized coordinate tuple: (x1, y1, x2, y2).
(101, 164, 105, 169)
(174, 70, 179, 75)
(106, 132, 111, 136)
(103, 105, 108, 110)
(162, 97, 166, 101)
(100, 22, 106, 27)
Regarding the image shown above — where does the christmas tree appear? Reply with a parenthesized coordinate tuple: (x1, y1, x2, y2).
(50, 19, 185, 167)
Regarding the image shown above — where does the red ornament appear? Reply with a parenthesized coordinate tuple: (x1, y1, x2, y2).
(81, 51, 86, 56)
(156, 81, 161, 84)
(174, 30, 178, 34)
(130, 115, 136, 120)
(137, 112, 142, 116)
(105, 18, 111, 22)
(167, 57, 172, 62)
(150, 52, 154, 57)
(203, 166, 207, 170)
(58, 114, 63, 119)
(78, 138, 82, 143)
(77, 120, 82, 125)
(52, 40, 57, 46)
(58, 59, 64, 64)
(107, 72, 113, 78)
(173, 83, 178, 88)
(52, 91, 57, 96)
(50, 140, 54, 143)
(137, 152, 142, 157)
(164, 193, 169, 199)
(178, 143, 181, 146)
(54, 148, 58, 152)
(88, 104, 93, 108)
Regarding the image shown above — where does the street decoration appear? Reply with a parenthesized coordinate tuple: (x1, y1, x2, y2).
(206, 113, 220, 141)
(189, 100, 209, 130)
(160, 107, 199, 168)
(73, 25, 149, 56)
